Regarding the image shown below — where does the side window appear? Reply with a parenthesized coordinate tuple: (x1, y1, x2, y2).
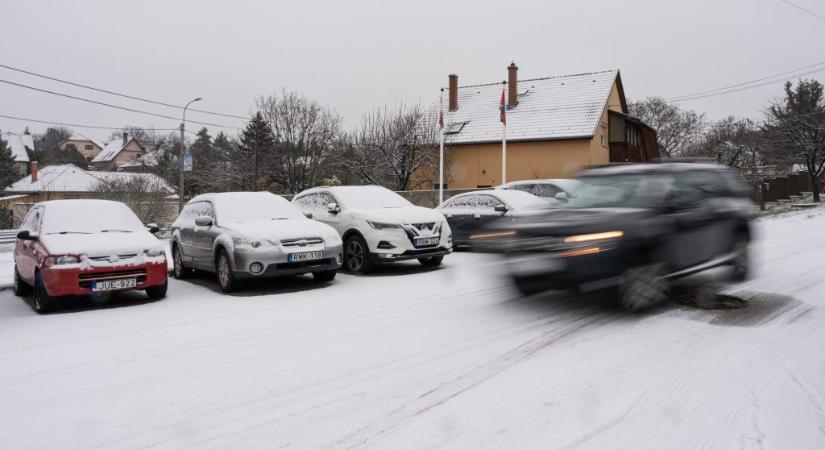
(201, 202, 215, 218)
(538, 184, 561, 197)
(293, 195, 313, 211)
(683, 170, 728, 199)
(476, 195, 505, 210)
(450, 195, 477, 209)
(20, 207, 41, 232)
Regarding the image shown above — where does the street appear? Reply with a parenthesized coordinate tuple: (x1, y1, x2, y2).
(1, 208, 824, 449)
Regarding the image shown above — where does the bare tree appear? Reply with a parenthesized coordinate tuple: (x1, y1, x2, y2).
(343, 103, 439, 191)
(91, 174, 175, 225)
(629, 97, 705, 157)
(692, 117, 763, 170)
(256, 90, 343, 193)
(763, 80, 825, 202)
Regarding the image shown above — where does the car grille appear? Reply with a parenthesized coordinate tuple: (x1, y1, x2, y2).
(78, 268, 147, 288)
(280, 237, 324, 247)
(87, 253, 139, 262)
(401, 222, 441, 239)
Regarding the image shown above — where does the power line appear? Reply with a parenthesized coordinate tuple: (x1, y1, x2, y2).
(0, 113, 198, 134)
(667, 65, 825, 103)
(779, 0, 825, 22)
(669, 59, 825, 100)
(0, 78, 241, 130)
(0, 63, 249, 120)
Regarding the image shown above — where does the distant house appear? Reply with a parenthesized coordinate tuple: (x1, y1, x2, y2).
(2, 163, 176, 226)
(91, 133, 146, 170)
(417, 63, 658, 189)
(57, 133, 105, 161)
(1, 131, 33, 176)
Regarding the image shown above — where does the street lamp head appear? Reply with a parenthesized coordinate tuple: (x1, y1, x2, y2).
(194, 97, 202, 102)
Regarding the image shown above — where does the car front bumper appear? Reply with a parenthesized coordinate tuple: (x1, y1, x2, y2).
(231, 243, 343, 278)
(40, 260, 168, 297)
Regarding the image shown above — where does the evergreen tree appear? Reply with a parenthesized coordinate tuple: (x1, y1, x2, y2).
(0, 132, 17, 228)
(240, 112, 275, 191)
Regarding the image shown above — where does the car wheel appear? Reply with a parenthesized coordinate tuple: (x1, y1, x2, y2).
(172, 244, 191, 280)
(33, 271, 55, 314)
(312, 269, 337, 282)
(146, 278, 168, 300)
(512, 275, 546, 296)
(729, 238, 750, 282)
(418, 256, 443, 267)
(216, 250, 238, 292)
(344, 235, 374, 274)
(13, 265, 31, 297)
(619, 262, 669, 311)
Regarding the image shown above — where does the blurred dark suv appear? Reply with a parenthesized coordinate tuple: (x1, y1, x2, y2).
(473, 161, 755, 310)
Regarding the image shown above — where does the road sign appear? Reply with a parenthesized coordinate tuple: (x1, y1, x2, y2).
(183, 154, 193, 172)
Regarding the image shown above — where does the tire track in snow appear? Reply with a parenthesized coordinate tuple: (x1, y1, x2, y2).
(330, 308, 623, 449)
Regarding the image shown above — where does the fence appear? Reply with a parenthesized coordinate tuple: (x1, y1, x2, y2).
(0, 230, 17, 245)
(754, 171, 824, 205)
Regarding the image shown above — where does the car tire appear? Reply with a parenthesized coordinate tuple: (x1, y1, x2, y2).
(216, 250, 238, 292)
(618, 262, 669, 311)
(312, 269, 337, 282)
(32, 271, 55, 314)
(344, 235, 374, 274)
(146, 278, 168, 300)
(418, 256, 443, 267)
(729, 237, 750, 282)
(13, 265, 31, 297)
(512, 275, 546, 296)
(172, 244, 191, 280)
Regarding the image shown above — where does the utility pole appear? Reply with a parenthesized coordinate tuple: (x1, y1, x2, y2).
(179, 97, 202, 211)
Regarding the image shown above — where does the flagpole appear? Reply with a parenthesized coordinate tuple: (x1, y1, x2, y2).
(501, 83, 507, 185)
(438, 88, 445, 205)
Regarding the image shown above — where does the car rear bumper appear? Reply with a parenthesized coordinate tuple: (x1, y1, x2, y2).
(40, 260, 168, 297)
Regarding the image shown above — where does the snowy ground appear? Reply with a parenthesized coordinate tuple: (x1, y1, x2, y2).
(1, 210, 824, 449)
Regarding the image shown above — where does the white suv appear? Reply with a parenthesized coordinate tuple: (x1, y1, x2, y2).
(293, 186, 452, 273)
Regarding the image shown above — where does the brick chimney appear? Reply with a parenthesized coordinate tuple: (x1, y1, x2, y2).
(508, 62, 518, 108)
(448, 74, 458, 111)
(31, 161, 38, 182)
(122, 132, 128, 147)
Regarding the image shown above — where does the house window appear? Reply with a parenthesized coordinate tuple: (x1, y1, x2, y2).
(85, 144, 94, 150)
(432, 182, 448, 190)
(445, 121, 469, 135)
(600, 134, 605, 146)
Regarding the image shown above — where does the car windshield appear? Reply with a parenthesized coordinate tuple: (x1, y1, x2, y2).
(333, 186, 412, 209)
(563, 174, 673, 209)
(215, 192, 304, 223)
(41, 201, 145, 234)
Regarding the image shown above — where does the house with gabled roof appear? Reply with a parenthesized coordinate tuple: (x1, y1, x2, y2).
(420, 63, 658, 189)
(57, 133, 105, 161)
(1, 131, 33, 176)
(90, 132, 146, 170)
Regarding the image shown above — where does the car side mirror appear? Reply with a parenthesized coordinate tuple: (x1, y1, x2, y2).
(494, 205, 509, 213)
(16, 230, 37, 241)
(146, 223, 160, 234)
(327, 202, 341, 215)
(554, 192, 568, 201)
(194, 216, 213, 227)
(303, 211, 314, 219)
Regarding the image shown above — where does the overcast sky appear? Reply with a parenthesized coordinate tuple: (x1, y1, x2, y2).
(2, 0, 825, 142)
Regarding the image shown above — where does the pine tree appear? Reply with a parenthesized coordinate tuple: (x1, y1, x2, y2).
(240, 112, 275, 191)
(0, 132, 18, 228)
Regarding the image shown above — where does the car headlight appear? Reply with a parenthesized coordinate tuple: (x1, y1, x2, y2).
(233, 237, 262, 249)
(367, 221, 401, 230)
(563, 231, 623, 243)
(46, 255, 79, 266)
(144, 248, 165, 258)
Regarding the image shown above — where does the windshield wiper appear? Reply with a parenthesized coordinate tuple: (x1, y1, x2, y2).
(101, 229, 133, 233)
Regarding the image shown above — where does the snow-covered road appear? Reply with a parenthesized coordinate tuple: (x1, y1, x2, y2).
(1, 209, 824, 449)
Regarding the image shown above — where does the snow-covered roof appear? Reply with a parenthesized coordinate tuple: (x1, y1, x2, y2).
(1, 132, 33, 163)
(441, 70, 621, 144)
(5, 164, 175, 193)
(62, 133, 104, 149)
(92, 136, 143, 163)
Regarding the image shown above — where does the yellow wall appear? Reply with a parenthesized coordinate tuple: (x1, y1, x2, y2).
(59, 140, 102, 161)
(113, 140, 144, 167)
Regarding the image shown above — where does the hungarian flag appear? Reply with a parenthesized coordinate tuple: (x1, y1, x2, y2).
(499, 89, 506, 125)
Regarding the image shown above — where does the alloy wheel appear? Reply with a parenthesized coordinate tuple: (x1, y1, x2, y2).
(346, 239, 365, 272)
(218, 254, 230, 288)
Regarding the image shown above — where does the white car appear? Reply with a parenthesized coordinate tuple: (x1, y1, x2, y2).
(292, 186, 452, 274)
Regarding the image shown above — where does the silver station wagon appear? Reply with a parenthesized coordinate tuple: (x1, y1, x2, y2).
(171, 192, 343, 292)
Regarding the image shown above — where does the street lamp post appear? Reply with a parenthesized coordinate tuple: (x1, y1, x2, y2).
(179, 97, 202, 211)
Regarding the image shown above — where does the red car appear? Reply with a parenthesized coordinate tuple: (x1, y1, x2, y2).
(13, 200, 168, 313)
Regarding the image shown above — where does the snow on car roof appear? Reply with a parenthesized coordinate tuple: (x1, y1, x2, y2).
(498, 178, 582, 193)
(581, 162, 727, 177)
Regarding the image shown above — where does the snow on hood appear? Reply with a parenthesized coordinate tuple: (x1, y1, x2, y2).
(349, 206, 446, 224)
(40, 230, 163, 257)
(222, 218, 341, 244)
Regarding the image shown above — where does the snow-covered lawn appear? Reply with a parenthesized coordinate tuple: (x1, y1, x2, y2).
(1, 209, 824, 449)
